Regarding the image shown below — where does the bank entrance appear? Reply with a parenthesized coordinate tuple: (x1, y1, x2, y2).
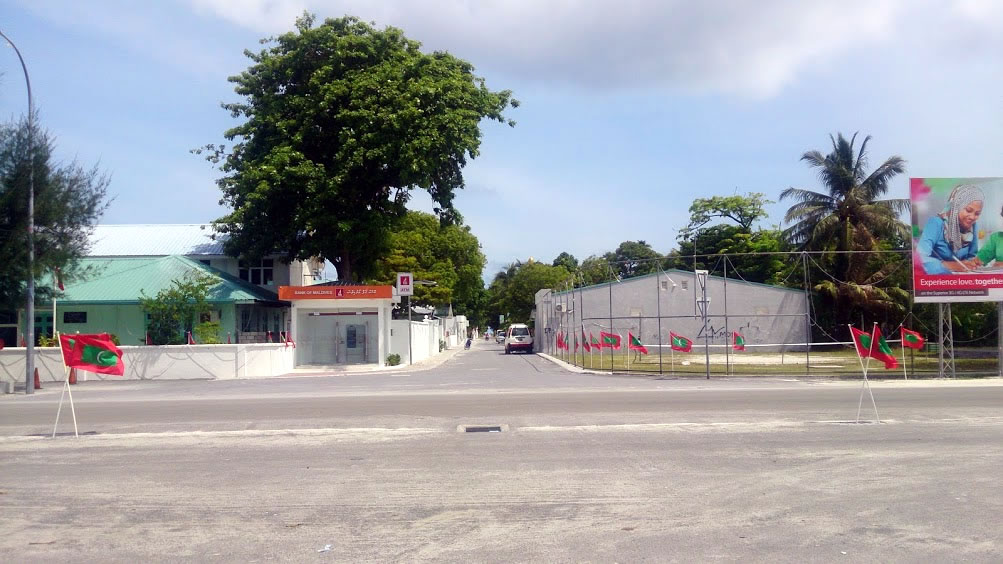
(280, 285, 396, 368)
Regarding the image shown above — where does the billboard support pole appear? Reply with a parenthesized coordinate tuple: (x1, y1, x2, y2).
(938, 303, 955, 378)
(998, 302, 1003, 378)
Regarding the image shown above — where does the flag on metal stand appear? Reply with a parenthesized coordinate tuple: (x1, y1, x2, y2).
(847, 324, 883, 423)
(628, 332, 648, 355)
(53, 333, 126, 438)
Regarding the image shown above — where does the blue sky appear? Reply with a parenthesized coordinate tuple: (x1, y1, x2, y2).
(2, 0, 1002, 280)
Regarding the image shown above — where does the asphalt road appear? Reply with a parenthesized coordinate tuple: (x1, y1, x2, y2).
(2, 342, 1002, 562)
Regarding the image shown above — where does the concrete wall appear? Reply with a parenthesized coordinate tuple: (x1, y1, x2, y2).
(390, 319, 443, 365)
(0, 343, 294, 383)
(536, 270, 808, 353)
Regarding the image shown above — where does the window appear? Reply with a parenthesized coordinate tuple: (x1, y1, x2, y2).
(239, 259, 274, 285)
(63, 312, 87, 323)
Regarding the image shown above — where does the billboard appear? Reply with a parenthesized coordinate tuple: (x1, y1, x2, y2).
(911, 177, 1003, 303)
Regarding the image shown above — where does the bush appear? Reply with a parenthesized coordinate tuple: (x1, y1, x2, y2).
(38, 335, 58, 347)
(386, 353, 401, 366)
(439, 339, 446, 352)
(194, 321, 222, 344)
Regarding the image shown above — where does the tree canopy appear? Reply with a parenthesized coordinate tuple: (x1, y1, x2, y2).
(606, 240, 663, 280)
(486, 261, 569, 326)
(369, 211, 486, 320)
(0, 117, 110, 310)
(678, 192, 772, 241)
(200, 13, 517, 282)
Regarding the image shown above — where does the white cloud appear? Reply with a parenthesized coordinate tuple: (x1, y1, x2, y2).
(188, 0, 907, 97)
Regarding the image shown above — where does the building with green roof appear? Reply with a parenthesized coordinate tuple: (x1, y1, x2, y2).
(38, 255, 288, 345)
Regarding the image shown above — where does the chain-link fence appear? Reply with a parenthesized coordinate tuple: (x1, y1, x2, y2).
(534, 252, 1002, 378)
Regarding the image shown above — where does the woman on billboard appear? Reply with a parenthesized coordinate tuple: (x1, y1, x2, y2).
(916, 184, 984, 274)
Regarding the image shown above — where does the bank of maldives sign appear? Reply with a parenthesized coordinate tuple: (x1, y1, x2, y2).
(911, 177, 1003, 303)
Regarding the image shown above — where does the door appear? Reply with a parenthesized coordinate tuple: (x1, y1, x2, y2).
(345, 324, 367, 363)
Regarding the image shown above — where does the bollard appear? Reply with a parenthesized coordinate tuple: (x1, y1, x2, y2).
(34, 367, 42, 390)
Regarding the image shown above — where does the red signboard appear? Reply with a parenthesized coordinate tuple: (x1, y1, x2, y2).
(278, 285, 393, 300)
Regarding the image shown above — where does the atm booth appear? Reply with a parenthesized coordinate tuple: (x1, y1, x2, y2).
(279, 285, 398, 368)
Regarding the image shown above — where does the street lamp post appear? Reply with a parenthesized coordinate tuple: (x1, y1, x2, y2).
(1, 29, 36, 395)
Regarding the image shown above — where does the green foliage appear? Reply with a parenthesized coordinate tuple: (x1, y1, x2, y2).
(486, 261, 570, 325)
(552, 252, 578, 271)
(438, 339, 446, 352)
(194, 321, 222, 344)
(678, 192, 772, 240)
(386, 353, 401, 366)
(605, 240, 663, 280)
(139, 273, 218, 345)
(780, 132, 908, 252)
(199, 14, 517, 282)
(671, 225, 789, 284)
(579, 255, 615, 286)
(780, 133, 910, 327)
(38, 335, 58, 347)
(0, 117, 110, 310)
(369, 211, 486, 323)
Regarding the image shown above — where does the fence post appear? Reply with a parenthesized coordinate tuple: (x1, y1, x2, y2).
(802, 252, 811, 377)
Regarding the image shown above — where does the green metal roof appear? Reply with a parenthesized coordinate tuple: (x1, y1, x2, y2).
(42, 256, 283, 305)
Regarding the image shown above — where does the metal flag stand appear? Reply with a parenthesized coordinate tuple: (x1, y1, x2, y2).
(52, 331, 79, 438)
(848, 323, 881, 424)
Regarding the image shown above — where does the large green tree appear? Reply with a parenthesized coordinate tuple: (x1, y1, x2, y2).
(605, 240, 662, 280)
(780, 132, 910, 326)
(369, 211, 486, 322)
(0, 117, 110, 310)
(780, 133, 907, 252)
(677, 192, 772, 241)
(199, 14, 517, 281)
(485, 261, 569, 326)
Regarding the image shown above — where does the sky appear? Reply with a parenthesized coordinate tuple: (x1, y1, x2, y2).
(2, 0, 1002, 281)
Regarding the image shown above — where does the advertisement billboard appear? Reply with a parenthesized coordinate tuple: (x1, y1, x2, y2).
(911, 177, 1003, 303)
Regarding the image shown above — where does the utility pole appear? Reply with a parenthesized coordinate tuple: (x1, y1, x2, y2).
(1, 29, 36, 394)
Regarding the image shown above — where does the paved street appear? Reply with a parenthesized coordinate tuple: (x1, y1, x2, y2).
(2, 341, 1002, 562)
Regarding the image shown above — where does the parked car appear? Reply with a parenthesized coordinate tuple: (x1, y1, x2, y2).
(495, 331, 506, 344)
(504, 324, 533, 354)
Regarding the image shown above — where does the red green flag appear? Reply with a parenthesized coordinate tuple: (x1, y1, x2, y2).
(733, 332, 746, 351)
(556, 332, 565, 350)
(900, 327, 925, 350)
(850, 326, 873, 358)
(59, 333, 125, 376)
(670, 332, 692, 352)
(628, 332, 648, 355)
(870, 326, 898, 370)
(600, 331, 621, 350)
(590, 333, 602, 349)
(574, 335, 579, 352)
(582, 328, 591, 352)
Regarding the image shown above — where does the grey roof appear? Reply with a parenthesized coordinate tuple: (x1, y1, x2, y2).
(88, 224, 229, 256)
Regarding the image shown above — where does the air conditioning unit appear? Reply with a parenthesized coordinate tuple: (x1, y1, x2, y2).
(554, 304, 573, 313)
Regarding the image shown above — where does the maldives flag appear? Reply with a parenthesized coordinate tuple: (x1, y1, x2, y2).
(590, 333, 602, 350)
(574, 335, 579, 352)
(54, 267, 65, 291)
(670, 332, 692, 352)
(900, 327, 925, 350)
(850, 326, 873, 359)
(600, 331, 621, 350)
(628, 332, 648, 355)
(733, 332, 746, 351)
(870, 326, 898, 369)
(59, 333, 125, 376)
(582, 328, 591, 352)
(556, 332, 565, 350)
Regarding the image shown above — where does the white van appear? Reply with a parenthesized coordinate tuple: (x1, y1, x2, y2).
(504, 323, 533, 354)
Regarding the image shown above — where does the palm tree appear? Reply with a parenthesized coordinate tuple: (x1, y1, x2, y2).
(781, 132, 908, 252)
(781, 133, 910, 326)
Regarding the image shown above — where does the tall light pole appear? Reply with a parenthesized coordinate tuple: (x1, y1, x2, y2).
(1, 29, 35, 395)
